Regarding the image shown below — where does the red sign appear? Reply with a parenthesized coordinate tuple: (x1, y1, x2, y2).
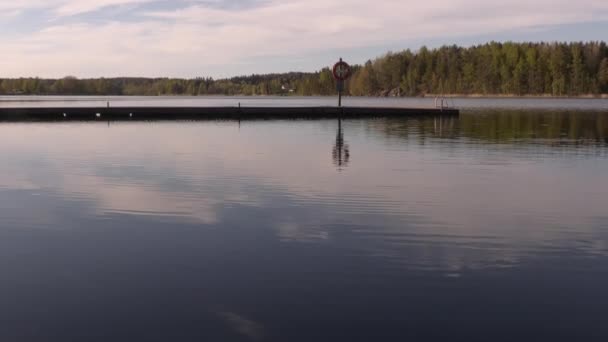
(333, 59, 351, 81)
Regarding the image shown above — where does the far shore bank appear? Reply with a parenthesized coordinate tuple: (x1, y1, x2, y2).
(1, 94, 608, 99)
(421, 94, 608, 99)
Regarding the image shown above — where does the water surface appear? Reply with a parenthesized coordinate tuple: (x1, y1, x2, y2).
(0, 109, 607, 341)
(1, 95, 608, 111)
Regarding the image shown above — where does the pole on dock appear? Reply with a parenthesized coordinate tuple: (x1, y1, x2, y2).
(338, 80, 343, 107)
(333, 58, 351, 109)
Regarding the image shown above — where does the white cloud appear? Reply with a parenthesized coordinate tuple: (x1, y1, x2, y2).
(0, 0, 154, 17)
(54, 0, 156, 16)
(1, 0, 608, 77)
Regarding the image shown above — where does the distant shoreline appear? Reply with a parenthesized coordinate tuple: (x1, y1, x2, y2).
(1, 94, 608, 99)
(421, 94, 608, 99)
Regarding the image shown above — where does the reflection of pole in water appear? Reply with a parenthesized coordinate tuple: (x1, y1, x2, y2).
(333, 118, 350, 170)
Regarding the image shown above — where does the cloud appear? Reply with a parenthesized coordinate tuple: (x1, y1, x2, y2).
(54, 0, 156, 16)
(0, 0, 155, 17)
(1, 0, 608, 77)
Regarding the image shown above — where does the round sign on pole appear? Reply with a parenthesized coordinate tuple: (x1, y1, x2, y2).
(333, 58, 351, 81)
(333, 58, 350, 108)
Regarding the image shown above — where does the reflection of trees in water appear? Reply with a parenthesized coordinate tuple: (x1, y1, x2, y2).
(458, 111, 608, 144)
(333, 119, 350, 170)
(365, 117, 459, 145)
(368, 111, 608, 146)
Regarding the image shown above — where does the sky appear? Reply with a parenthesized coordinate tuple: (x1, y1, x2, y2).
(1, 0, 608, 79)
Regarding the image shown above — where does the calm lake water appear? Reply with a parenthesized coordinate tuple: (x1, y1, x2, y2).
(1, 98, 608, 341)
(2, 95, 608, 111)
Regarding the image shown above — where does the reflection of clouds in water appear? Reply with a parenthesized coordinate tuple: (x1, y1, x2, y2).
(0, 121, 607, 272)
(277, 221, 329, 242)
(0, 176, 40, 191)
(363, 232, 521, 274)
(0, 158, 254, 225)
(69, 175, 222, 223)
(218, 312, 265, 341)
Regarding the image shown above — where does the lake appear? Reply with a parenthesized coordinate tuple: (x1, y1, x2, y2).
(1, 98, 608, 341)
(1, 95, 608, 111)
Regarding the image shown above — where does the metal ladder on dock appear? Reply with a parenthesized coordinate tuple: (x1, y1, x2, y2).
(434, 95, 455, 111)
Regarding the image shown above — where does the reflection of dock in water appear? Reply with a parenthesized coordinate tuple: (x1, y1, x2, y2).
(0, 106, 459, 121)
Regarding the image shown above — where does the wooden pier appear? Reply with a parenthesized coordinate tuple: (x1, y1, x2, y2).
(0, 106, 459, 121)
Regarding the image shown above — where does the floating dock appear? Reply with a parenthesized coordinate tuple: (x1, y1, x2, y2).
(0, 106, 459, 121)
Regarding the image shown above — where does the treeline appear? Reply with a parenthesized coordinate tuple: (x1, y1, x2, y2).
(0, 73, 325, 96)
(1, 42, 607, 97)
(350, 41, 608, 96)
(0, 71, 339, 96)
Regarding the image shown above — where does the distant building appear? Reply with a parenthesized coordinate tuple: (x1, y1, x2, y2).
(281, 85, 295, 93)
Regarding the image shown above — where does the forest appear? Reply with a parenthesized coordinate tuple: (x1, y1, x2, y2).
(1, 42, 607, 97)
